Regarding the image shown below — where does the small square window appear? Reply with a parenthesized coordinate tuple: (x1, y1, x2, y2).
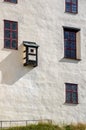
(65, 83, 78, 104)
(4, 20, 18, 50)
(4, 0, 17, 4)
(65, 0, 78, 14)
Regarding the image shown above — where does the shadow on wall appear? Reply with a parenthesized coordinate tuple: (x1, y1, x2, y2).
(0, 44, 34, 85)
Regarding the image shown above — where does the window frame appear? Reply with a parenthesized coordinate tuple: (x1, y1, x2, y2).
(4, 20, 18, 50)
(63, 27, 80, 60)
(64, 29, 76, 59)
(4, 0, 17, 4)
(65, 0, 78, 14)
(65, 83, 78, 104)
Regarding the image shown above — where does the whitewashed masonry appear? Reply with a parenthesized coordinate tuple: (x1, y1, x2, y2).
(0, 0, 86, 124)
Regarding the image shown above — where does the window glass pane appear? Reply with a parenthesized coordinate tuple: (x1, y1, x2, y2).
(70, 32, 76, 40)
(66, 92, 71, 103)
(65, 40, 70, 48)
(71, 42, 76, 49)
(12, 22, 17, 30)
(11, 0, 17, 3)
(66, 84, 72, 90)
(72, 4, 77, 12)
(5, 40, 10, 48)
(72, 0, 76, 4)
(72, 92, 77, 103)
(64, 31, 69, 39)
(12, 31, 17, 39)
(72, 85, 77, 91)
(66, 3, 71, 12)
(5, 30, 10, 38)
(66, 0, 71, 2)
(71, 50, 76, 58)
(4, 0, 17, 3)
(12, 40, 17, 49)
(65, 50, 71, 58)
(5, 21, 10, 29)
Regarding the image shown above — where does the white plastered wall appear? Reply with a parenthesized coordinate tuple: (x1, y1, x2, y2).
(0, 0, 86, 124)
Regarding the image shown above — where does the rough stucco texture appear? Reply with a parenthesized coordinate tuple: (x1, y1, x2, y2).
(0, 0, 86, 124)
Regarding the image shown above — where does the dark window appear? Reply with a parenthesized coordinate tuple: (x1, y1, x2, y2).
(4, 0, 17, 3)
(65, 83, 78, 104)
(4, 20, 18, 49)
(64, 28, 77, 59)
(65, 0, 78, 13)
(64, 27, 81, 60)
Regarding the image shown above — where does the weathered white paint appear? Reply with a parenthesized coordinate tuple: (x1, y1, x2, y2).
(0, 0, 86, 124)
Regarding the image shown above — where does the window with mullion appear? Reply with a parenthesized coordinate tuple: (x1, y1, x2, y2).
(64, 31, 76, 59)
(4, 0, 17, 3)
(66, 83, 78, 104)
(4, 20, 18, 50)
(65, 0, 77, 13)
